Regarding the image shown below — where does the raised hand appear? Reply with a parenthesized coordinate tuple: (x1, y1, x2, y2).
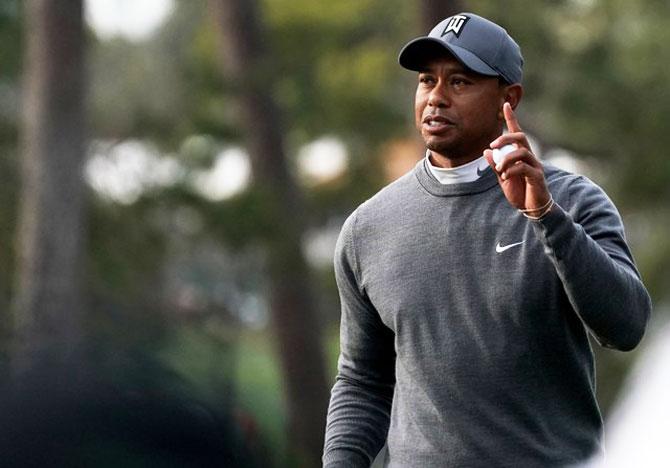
(484, 102, 551, 216)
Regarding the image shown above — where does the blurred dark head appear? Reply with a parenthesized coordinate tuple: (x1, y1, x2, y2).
(0, 357, 262, 468)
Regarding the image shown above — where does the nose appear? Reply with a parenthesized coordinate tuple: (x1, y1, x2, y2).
(427, 80, 449, 108)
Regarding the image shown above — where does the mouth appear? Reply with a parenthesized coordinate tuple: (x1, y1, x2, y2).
(422, 115, 456, 133)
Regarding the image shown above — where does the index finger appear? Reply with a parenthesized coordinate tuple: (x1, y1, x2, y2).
(503, 102, 522, 133)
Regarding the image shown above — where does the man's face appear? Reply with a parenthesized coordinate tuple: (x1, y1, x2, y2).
(414, 54, 506, 167)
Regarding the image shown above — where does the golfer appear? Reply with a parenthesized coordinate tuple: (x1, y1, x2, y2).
(323, 12, 651, 468)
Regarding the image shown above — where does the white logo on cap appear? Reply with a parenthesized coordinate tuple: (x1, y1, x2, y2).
(441, 15, 469, 37)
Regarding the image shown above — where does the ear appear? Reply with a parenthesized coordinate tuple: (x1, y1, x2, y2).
(505, 84, 523, 110)
(498, 84, 523, 119)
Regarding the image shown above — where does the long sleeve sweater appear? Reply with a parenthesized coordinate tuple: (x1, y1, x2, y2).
(323, 160, 651, 467)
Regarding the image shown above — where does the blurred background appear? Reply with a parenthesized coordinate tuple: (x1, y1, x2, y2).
(0, 0, 668, 466)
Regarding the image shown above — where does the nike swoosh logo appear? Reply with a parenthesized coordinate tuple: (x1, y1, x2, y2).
(476, 166, 488, 177)
(496, 240, 525, 253)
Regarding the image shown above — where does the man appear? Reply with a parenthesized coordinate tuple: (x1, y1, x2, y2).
(322, 12, 652, 468)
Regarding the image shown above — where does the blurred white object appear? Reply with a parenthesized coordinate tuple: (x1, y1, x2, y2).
(604, 319, 670, 467)
(86, 0, 174, 41)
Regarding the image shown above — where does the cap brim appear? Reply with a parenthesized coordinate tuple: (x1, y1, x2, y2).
(398, 37, 499, 77)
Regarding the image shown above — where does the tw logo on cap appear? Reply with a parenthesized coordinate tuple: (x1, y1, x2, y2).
(441, 15, 469, 37)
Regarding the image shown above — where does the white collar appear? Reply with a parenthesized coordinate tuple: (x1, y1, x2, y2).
(425, 151, 490, 185)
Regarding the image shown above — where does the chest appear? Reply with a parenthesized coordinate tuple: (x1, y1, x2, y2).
(358, 195, 562, 342)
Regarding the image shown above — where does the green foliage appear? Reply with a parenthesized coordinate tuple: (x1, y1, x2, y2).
(194, 187, 281, 247)
(0, 0, 21, 81)
(265, 0, 417, 144)
(234, 331, 286, 464)
(87, 194, 167, 303)
(0, 0, 21, 162)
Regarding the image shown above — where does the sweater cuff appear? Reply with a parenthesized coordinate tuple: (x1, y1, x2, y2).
(323, 449, 370, 468)
(529, 202, 576, 258)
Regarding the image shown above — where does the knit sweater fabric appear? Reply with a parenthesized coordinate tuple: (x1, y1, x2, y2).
(323, 160, 651, 467)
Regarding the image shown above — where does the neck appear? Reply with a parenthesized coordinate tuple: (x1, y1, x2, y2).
(428, 151, 479, 169)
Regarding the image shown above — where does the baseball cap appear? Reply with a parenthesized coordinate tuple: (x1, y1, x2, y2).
(398, 13, 523, 84)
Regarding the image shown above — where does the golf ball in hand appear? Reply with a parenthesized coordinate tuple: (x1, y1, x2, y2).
(492, 144, 518, 166)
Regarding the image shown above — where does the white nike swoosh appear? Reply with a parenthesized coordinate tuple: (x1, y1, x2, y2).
(495, 240, 525, 253)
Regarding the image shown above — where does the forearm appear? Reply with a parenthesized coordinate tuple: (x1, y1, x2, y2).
(533, 202, 651, 350)
(323, 370, 393, 467)
(325, 211, 396, 466)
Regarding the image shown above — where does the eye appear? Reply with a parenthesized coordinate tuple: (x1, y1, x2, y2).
(450, 76, 470, 87)
(419, 74, 436, 85)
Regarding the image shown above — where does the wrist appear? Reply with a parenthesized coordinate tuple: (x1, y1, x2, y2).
(520, 195, 554, 220)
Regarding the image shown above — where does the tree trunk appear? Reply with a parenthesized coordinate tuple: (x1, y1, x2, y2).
(209, 0, 329, 466)
(421, 0, 465, 31)
(13, 0, 87, 371)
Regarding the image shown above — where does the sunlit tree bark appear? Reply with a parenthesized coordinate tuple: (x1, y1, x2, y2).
(13, 0, 87, 371)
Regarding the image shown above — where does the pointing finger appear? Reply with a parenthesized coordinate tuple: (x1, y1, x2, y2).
(503, 102, 522, 133)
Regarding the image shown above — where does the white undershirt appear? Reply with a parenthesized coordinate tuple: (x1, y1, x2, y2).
(425, 151, 491, 184)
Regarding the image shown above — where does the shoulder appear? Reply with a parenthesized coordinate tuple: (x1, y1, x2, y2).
(544, 163, 612, 202)
(348, 165, 420, 225)
(543, 162, 621, 223)
(336, 165, 420, 252)
(543, 163, 590, 192)
(364, 168, 418, 210)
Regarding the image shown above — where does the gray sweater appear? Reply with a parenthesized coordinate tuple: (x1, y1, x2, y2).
(323, 160, 651, 467)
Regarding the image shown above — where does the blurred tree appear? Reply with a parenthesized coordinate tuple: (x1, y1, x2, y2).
(209, 0, 329, 466)
(13, 0, 87, 370)
(421, 0, 465, 31)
